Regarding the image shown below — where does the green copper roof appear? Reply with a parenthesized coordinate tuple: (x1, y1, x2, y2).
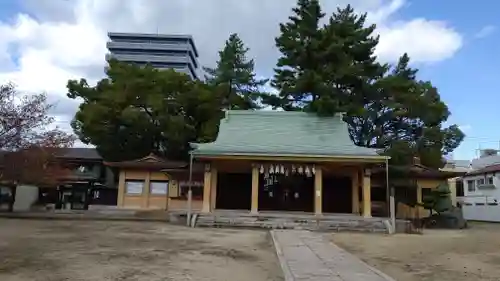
(191, 110, 386, 159)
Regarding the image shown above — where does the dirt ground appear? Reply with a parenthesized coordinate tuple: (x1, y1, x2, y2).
(332, 222, 500, 281)
(0, 219, 283, 281)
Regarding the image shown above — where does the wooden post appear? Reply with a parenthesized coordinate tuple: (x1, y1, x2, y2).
(362, 168, 371, 218)
(210, 167, 218, 211)
(416, 185, 423, 218)
(117, 170, 125, 207)
(390, 186, 396, 234)
(352, 169, 360, 214)
(201, 164, 212, 213)
(142, 172, 151, 208)
(251, 165, 259, 214)
(314, 166, 323, 215)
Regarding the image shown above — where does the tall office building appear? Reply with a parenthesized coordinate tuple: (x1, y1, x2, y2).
(106, 32, 199, 80)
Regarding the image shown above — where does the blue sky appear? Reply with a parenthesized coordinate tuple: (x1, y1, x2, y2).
(0, 0, 497, 160)
(395, 0, 500, 159)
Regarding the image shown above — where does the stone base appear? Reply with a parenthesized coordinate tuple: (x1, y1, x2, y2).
(193, 211, 391, 233)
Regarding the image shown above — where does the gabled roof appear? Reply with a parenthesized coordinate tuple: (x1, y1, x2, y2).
(191, 110, 386, 160)
(373, 164, 465, 179)
(471, 155, 500, 169)
(466, 164, 500, 176)
(56, 148, 102, 160)
(0, 148, 102, 163)
(104, 153, 188, 170)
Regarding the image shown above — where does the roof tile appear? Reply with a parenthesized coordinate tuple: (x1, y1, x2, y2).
(192, 110, 383, 158)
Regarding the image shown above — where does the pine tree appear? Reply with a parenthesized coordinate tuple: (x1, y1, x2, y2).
(270, 0, 465, 168)
(270, 2, 386, 115)
(204, 33, 268, 110)
(421, 183, 453, 215)
(318, 5, 387, 116)
(67, 60, 224, 161)
(349, 54, 465, 168)
(269, 0, 326, 111)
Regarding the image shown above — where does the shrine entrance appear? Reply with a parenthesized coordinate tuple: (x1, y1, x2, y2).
(216, 172, 252, 210)
(258, 164, 315, 212)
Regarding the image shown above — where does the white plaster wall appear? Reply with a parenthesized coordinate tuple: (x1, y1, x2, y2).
(461, 172, 500, 221)
(463, 205, 500, 222)
(462, 173, 500, 201)
(13, 185, 39, 211)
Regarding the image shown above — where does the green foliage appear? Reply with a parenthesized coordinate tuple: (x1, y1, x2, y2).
(268, 0, 464, 168)
(357, 55, 465, 168)
(67, 60, 224, 161)
(204, 33, 268, 110)
(269, 0, 327, 111)
(420, 183, 453, 215)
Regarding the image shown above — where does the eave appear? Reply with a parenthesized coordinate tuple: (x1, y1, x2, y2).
(192, 152, 389, 163)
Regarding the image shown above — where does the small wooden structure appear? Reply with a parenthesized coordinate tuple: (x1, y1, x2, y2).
(372, 163, 465, 219)
(105, 154, 204, 211)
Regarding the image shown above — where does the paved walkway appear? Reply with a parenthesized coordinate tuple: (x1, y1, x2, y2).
(271, 230, 396, 281)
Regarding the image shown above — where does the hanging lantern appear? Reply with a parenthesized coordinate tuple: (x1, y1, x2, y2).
(305, 166, 310, 176)
(280, 165, 285, 174)
(298, 165, 303, 174)
(260, 165, 264, 174)
(291, 165, 296, 173)
(285, 168, 289, 177)
(312, 165, 316, 175)
(269, 165, 274, 174)
(275, 164, 280, 174)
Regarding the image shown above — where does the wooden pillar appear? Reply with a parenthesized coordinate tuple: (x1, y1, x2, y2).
(117, 170, 125, 207)
(314, 166, 323, 215)
(251, 165, 259, 214)
(142, 172, 151, 208)
(415, 185, 423, 218)
(351, 169, 360, 214)
(201, 164, 212, 213)
(362, 168, 371, 218)
(449, 178, 457, 207)
(210, 167, 218, 211)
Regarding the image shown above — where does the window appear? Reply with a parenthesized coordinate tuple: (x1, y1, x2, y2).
(125, 180, 144, 195)
(150, 181, 168, 195)
(422, 188, 432, 201)
(112, 49, 188, 57)
(477, 178, 485, 186)
(467, 180, 475, 192)
(488, 177, 494, 185)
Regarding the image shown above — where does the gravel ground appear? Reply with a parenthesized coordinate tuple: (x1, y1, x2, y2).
(332, 222, 500, 281)
(0, 219, 283, 281)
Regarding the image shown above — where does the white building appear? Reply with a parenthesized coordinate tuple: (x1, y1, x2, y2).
(461, 163, 500, 221)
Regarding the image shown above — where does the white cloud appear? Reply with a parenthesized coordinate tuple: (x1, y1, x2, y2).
(0, 0, 463, 137)
(376, 19, 462, 63)
(475, 25, 496, 39)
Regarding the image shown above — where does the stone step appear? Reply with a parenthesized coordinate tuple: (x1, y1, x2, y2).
(195, 214, 389, 233)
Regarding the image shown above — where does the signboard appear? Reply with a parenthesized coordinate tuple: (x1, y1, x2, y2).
(178, 181, 204, 187)
(150, 181, 168, 195)
(125, 181, 143, 194)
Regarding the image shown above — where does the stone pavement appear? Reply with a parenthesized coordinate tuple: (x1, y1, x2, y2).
(271, 230, 396, 281)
